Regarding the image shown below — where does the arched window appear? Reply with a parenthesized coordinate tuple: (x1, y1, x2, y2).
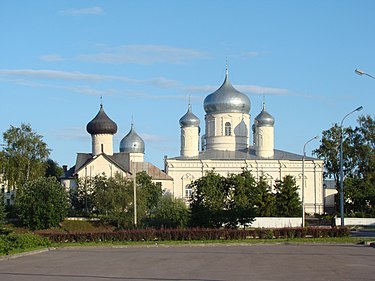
(225, 122, 231, 136)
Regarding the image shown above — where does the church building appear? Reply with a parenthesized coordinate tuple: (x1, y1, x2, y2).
(164, 68, 325, 215)
(60, 103, 173, 191)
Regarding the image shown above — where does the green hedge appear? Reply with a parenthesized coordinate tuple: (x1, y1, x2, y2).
(0, 233, 51, 255)
(39, 227, 350, 243)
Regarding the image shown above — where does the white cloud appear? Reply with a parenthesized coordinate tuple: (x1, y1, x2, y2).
(53, 127, 88, 141)
(140, 133, 171, 142)
(59, 6, 103, 16)
(236, 84, 291, 95)
(0, 69, 182, 89)
(76, 44, 210, 64)
(39, 54, 65, 62)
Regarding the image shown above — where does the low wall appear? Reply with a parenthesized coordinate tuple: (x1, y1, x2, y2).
(251, 217, 302, 228)
(336, 218, 375, 226)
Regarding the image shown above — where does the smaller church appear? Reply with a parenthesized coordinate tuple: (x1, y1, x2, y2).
(60, 103, 173, 191)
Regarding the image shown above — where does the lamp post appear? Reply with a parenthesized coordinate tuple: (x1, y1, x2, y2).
(132, 161, 137, 226)
(355, 69, 375, 80)
(339, 106, 363, 226)
(302, 136, 319, 227)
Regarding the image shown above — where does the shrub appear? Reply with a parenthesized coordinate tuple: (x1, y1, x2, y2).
(0, 233, 51, 255)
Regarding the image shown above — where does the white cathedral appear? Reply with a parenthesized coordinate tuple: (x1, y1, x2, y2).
(164, 68, 325, 215)
(61, 68, 325, 215)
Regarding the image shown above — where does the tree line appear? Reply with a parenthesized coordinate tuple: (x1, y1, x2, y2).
(1, 115, 374, 230)
(314, 115, 375, 217)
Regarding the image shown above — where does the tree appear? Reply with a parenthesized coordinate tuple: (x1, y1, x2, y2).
(0, 194, 6, 228)
(74, 176, 97, 216)
(145, 193, 190, 228)
(254, 177, 276, 217)
(93, 174, 133, 228)
(314, 115, 375, 216)
(136, 171, 162, 218)
(274, 175, 302, 217)
(225, 171, 256, 228)
(16, 177, 69, 230)
(45, 159, 64, 179)
(1, 124, 50, 188)
(189, 171, 227, 228)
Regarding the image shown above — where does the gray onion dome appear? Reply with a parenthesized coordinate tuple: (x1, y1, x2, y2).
(87, 105, 118, 135)
(255, 105, 275, 127)
(179, 104, 200, 127)
(119, 125, 145, 153)
(203, 69, 250, 114)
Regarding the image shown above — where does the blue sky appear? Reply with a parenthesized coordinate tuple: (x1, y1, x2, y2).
(1, 1, 374, 169)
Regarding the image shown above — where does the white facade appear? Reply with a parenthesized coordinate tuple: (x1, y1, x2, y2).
(91, 134, 114, 156)
(165, 158, 324, 215)
(254, 126, 274, 158)
(180, 126, 200, 157)
(205, 112, 250, 151)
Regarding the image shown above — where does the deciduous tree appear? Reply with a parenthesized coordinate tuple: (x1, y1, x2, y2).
(1, 124, 50, 188)
(16, 177, 69, 230)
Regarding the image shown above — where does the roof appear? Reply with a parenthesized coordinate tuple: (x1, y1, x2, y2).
(73, 152, 172, 181)
(74, 153, 131, 175)
(203, 70, 250, 114)
(167, 147, 319, 161)
(179, 104, 200, 127)
(119, 125, 145, 153)
(255, 107, 275, 127)
(86, 105, 118, 135)
(130, 162, 173, 181)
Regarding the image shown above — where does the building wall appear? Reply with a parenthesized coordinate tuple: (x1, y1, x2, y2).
(91, 134, 114, 156)
(165, 158, 325, 214)
(76, 156, 126, 179)
(254, 126, 274, 158)
(180, 126, 199, 157)
(205, 112, 250, 151)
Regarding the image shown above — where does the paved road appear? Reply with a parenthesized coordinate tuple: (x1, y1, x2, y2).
(0, 244, 374, 281)
(350, 229, 375, 238)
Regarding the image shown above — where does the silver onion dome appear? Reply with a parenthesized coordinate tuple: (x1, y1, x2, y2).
(203, 69, 250, 114)
(119, 125, 145, 153)
(179, 104, 200, 127)
(86, 104, 118, 135)
(254, 105, 275, 127)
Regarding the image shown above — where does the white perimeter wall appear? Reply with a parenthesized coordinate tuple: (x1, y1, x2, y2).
(251, 217, 302, 228)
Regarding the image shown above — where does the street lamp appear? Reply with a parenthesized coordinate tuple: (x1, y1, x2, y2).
(339, 106, 363, 226)
(355, 69, 375, 80)
(302, 136, 319, 227)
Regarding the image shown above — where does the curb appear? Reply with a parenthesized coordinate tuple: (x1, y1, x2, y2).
(0, 248, 55, 261)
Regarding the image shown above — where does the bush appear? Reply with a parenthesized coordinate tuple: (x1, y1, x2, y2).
(16, 177, 69, 230)
(0, 233, 51, 255)
(38, 226, 350, 243)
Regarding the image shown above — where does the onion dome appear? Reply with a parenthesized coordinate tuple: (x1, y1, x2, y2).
(254, 104, 275, 127)
(179, 104, 200, 127)
(203, 68, 250, 114)
(86, 104, 118, 135)
(119, 124, 145, 153)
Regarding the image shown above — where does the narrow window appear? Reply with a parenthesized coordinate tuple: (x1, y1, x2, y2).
(185, 184, 192, 198)
(225, 122, 231, 136)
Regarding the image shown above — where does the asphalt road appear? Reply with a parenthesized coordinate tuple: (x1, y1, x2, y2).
(0, 244, 374, 281)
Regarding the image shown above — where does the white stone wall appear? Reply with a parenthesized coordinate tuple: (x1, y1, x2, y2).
(165, 158, 325, 214)
(205, 112, 250, 151)
(180, 126, 199, 157)
(91, 134, 114, 156)
(76, 155, 126, 179)
(251, 217, 302, 228)
(254, 126, 274, 158)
